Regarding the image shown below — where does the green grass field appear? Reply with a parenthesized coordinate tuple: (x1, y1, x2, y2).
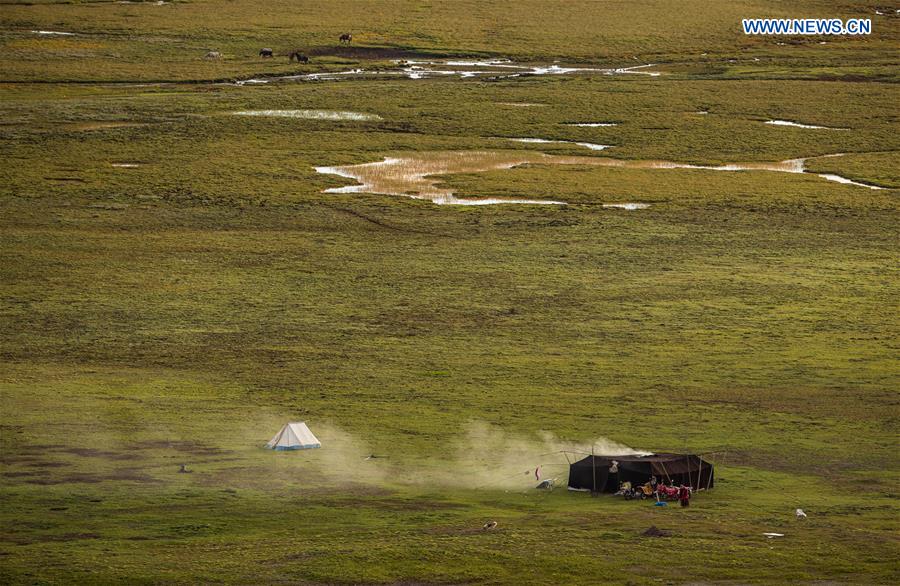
(1, 1, 899, 584)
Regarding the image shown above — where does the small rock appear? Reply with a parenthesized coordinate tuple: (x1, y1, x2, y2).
(641, 525, 670, 537)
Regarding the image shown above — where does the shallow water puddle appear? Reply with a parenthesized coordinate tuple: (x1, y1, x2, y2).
(441, 59, 521, 68)
(315, 151, 567, 205)
(401, 67, 503, 79)
(31, 30, 75, 36)
(315, 151, 883, 206)
(603, 203, 651, 210)
(817, 173, 883, 190)
(612, 64, 662, 76)
(507, 137, 611, 151)
(233, 109, 381, 121)
(110, 163, 141, 168)
(564, 122, 619, 127)
(765, 119, 847, 130)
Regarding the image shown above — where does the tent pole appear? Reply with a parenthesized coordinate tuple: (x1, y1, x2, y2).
(691, 455, 697, 490)
(685, 454, 689, 488)
(591, 445, 596, 494)
(688, 452, 700, 490)
(695, 457, 701, 490)
(706, 457, 713, 491)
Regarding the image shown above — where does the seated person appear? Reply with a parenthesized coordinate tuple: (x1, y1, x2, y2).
(658, 484, 678, 498)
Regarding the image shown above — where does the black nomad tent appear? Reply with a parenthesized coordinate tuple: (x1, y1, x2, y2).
(567, 453, 714, 493)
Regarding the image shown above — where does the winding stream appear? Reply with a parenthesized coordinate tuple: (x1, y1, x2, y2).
(235, 60, 663, 85)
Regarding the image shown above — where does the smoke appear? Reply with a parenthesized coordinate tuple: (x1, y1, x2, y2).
(249, 421, 393, 489)
(22, 410, 649, 493)
(306, 421, 391, 486)
(286, 420, 649, 491)
(418, 421, 649, 490)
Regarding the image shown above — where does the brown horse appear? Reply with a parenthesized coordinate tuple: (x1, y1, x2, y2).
(289, 51, 309, 63)
(259, 48, 273, 58)
(339, 33, 352, 43)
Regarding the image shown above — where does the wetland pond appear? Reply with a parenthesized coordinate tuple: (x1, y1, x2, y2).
(315, 151, 884, 206)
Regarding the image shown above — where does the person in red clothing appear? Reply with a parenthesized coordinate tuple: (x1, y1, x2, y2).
(659, 482, 677, 499)
(678, 484, 691, 507)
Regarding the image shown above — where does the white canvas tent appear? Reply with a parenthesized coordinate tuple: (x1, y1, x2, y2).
(266, 422, 321, 451)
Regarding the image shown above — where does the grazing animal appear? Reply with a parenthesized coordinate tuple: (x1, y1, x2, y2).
(204, 51, 221, 60)
(796, 508, 807, 519)
(339, 33, 352, 43)
(482, 521, 497, 530)
(259, 48, 273, 58)
(289, 51, 309, 63)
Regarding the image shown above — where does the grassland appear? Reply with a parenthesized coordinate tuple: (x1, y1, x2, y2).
(1, 1, 899, 584)
(1, 0, 899, 82)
